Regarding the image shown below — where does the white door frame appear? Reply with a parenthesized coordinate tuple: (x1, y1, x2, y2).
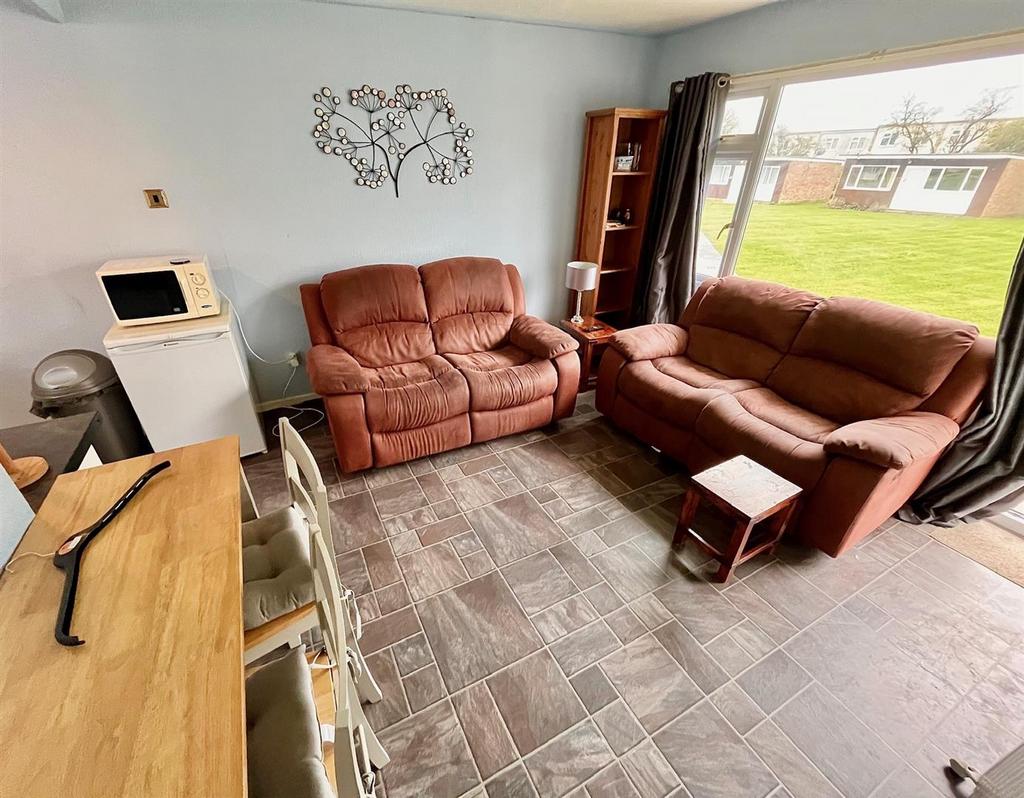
(712, 80, 782, 277)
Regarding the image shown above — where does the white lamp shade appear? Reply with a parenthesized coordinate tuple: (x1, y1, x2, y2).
(565, 261, 598, 292)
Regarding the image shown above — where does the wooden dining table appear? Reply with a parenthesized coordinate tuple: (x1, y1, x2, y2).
(0, 436, 246, 797)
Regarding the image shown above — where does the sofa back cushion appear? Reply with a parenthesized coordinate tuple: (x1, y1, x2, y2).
(300, 283, 333, 346)
(683, 277, 821, 381)
(319, 264, 435, 367)
(420, 257, 518, 354)
(767, 297, 978, 422)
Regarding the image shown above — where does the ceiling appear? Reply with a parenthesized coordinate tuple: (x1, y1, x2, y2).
(313, 0, 781, 35)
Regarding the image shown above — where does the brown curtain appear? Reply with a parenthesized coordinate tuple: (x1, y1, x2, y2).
(635, 73, 730, 325)
(901, 238, 1024, 526)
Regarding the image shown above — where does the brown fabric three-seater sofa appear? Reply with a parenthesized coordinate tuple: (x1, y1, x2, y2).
(597, 276, 994, 556)
(301, 257, 580, 473)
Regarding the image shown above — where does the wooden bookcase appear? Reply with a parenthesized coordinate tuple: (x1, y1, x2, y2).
(570, 107, 666, 326)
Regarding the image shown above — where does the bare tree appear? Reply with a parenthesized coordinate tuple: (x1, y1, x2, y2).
(767, 124, 788, 156)
(978, 118, 1024, 154)
(887, 94, 941, 153)
(785, 135, 816, 157)
(945, 88, 1011, 153)
(769, 126, 816, 157)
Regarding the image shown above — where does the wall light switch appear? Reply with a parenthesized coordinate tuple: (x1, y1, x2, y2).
(144, 189, 169, 208)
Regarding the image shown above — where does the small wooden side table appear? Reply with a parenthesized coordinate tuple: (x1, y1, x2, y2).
(560, 317, 617, 392)
(673, 455, 802, 583)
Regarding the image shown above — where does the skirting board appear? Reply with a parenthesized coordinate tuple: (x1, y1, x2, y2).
(256, 392, 319, 412)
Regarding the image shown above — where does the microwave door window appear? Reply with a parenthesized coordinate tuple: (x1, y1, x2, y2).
(102, 271, 189, 320)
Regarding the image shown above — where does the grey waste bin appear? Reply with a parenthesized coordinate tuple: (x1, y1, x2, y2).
(30, 349, 151, 462)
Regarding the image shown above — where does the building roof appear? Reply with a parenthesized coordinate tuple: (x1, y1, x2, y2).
(777, 128, 874, 138)
(764, 156, 844, 164)
(875, 116, 1024, 130)
(845, 153, 1024, 162)
(779, 116, 1024, 140)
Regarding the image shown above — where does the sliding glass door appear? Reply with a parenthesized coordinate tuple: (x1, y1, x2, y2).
(702, 37, 1024, 336)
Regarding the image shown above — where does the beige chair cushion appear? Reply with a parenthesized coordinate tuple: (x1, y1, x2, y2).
(245, 647, 333, 798)
(242, 506, 314, 630)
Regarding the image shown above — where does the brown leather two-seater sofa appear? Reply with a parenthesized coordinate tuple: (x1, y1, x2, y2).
(301, 257, 580, 473)
(597, 276, 994, 556)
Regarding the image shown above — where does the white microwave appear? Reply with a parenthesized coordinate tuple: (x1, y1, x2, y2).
(97, 255, 221, 327)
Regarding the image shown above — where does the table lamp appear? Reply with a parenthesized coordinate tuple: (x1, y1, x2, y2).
(565, 261, 598, 325)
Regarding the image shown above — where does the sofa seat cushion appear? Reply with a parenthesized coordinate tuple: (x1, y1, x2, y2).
(696, 389, 840, 488)
(617, 356, 759, 430)
(242, 506, 314, 631)
(245, 647, 332, 798)
(446, 345, 558, 412)
(363, 355, 470, 433)
(730, 387, 840, 444)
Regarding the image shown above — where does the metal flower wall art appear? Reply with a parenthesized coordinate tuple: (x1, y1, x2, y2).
(312, 84, 475, 197)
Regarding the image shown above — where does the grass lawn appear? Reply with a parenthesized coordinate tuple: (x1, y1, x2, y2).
(701, 200, 1023, 335)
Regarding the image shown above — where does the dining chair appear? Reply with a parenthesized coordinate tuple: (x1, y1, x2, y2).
(310, 524, 390, 794)
(241, 417, 323, 663)
(244, 523, 388, 798)
(241, 416, 382, 703)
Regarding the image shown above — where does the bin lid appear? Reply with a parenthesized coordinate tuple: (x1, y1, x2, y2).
(31, 349, 119, 402)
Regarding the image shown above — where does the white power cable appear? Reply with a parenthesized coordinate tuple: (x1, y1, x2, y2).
(4, 550, 56, 574)
(222, 294, 293, 365)
(221, 293, 325, 434)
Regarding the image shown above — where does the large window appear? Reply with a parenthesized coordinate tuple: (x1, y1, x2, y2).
(709, 163, 735, 185)
(924, 166, 985, 191)
(844, 164, 899, 190)
(759, 165, 780, 185)
(846, 135, 870, 153)
(701, 39, 1024, 336)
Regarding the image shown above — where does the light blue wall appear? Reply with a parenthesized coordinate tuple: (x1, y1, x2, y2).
(2, 0, 1020, 427)
(649, 0, 1024, 104)
(0, 1, 656, 425)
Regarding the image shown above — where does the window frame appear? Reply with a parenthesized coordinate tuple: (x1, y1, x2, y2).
(709, 163, 735, 186)
(706, 31, 1022, 281)
(921, 165, 987, 192)
(846, 135, 870, 153)
(758, 164, 781, 186)
(843, 164, 900, 191)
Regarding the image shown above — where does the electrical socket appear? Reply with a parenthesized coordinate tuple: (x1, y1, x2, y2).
(286, 352, 301, 368)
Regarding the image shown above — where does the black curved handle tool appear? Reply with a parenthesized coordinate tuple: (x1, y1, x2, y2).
(52, 460, 171, 647)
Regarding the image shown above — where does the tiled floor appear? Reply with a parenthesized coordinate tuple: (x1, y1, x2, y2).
(244, 398, 1024, 798)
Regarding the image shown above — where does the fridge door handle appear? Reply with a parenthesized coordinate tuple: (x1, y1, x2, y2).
(109, 332, 230, 355)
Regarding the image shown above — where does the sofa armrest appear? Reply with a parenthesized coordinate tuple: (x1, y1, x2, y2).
(610, 324, 688, 361)
(510, 315, 579, 359)
(823, 411, 959, 470)
(306, 345, 369, 395)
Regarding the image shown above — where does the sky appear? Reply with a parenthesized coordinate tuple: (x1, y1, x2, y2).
(741, 53, 1023, 134)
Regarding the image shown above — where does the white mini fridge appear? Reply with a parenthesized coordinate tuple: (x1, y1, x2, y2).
(103, 304, 267, 456)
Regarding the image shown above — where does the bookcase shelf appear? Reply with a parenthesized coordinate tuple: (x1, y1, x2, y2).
(570, 107, 666, 328)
